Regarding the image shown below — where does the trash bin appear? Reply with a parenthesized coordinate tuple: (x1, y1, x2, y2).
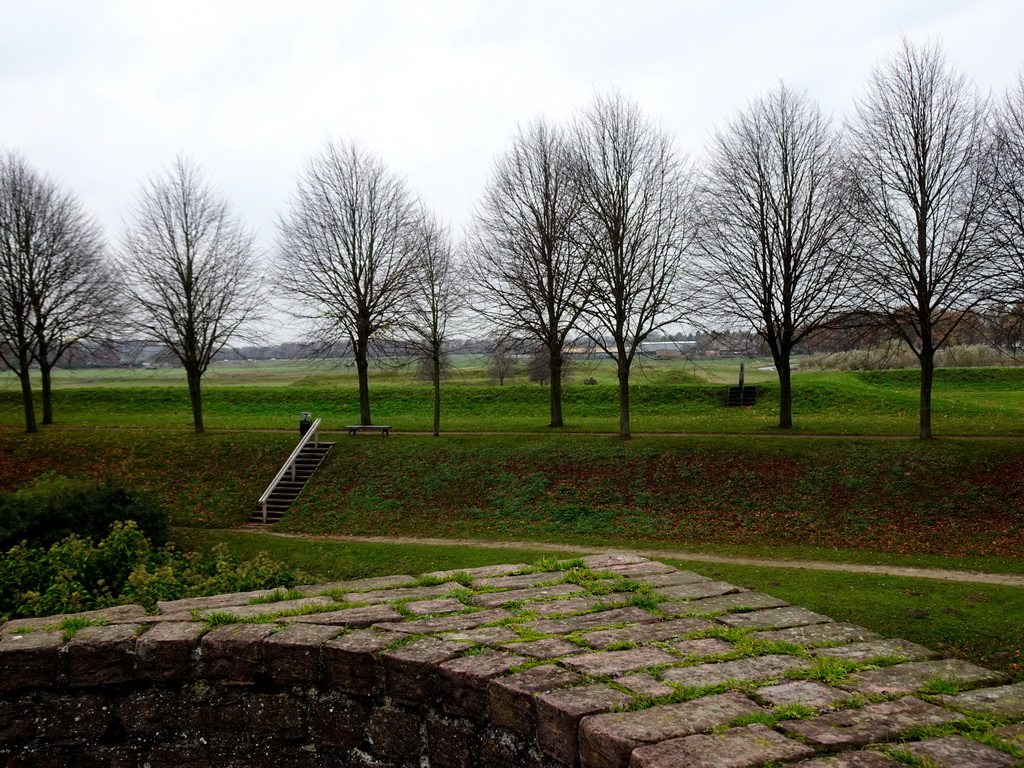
(299, 412, 312, 436)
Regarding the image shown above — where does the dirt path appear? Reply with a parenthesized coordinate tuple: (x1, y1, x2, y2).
(234, 529, 1024, 588)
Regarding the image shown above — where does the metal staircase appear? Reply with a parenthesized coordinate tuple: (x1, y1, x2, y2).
(250, 419, 334, 524)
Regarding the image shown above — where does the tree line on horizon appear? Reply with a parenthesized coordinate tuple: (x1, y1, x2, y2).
(3, 38, 1024, 440)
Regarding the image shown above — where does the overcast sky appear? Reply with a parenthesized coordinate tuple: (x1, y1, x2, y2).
(3, 0, 1022, 257)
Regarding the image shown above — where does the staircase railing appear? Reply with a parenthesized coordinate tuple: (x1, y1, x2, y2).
(257, 418, 322, 523)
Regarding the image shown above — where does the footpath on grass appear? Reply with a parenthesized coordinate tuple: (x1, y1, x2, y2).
(234, 529, 1024, 588)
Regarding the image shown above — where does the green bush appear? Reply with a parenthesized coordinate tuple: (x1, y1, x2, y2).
(0, 521, 309, 621)
(0, 474, 169, 550)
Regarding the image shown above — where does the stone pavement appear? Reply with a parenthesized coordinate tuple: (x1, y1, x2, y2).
(0, 554, 1021, 767)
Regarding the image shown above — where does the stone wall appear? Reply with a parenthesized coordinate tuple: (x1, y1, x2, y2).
(1, 554, 1022, 767)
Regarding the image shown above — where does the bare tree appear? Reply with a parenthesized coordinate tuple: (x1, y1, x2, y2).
(0, 151, 115, 432)
(848, 39, 995, 439)
(468, 118, 586, 427)
(698, 84, 853, 428)
(484, 335, 521, 386)
(277, 139, 419, 426)
(572, 92, 697, 439)
(401, 208, 463, 437)
(991, 75, 1024, 305)
(118, 156, 263, 434)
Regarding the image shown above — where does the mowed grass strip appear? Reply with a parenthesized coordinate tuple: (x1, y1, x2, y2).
(2, 365, 1024, 434)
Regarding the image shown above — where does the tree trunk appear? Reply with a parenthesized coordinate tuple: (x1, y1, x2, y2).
(186, 367, 205, 434)
(355, 340, 372, 426)
(549, 344, 564, 428)
(919, 348, 934, 439)
(432, 354, 441, 438)
(40, 362, 54, 425)
(18, 368, 37, 434)
(617, 355, 631, 440)
(776, 354, 793, 429)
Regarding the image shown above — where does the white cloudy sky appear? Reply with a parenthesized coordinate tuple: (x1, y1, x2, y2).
(2, 0, 1022, 251)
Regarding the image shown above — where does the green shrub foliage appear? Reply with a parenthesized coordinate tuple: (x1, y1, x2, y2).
(0, 521, 308, 621)
(0, 474, 169, 550)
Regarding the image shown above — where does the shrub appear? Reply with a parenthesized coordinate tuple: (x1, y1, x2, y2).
(0, 474, 168, 550)
(0, 521, 309, 622)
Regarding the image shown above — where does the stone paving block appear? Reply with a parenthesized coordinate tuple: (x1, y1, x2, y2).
(383, 636, 472, 702)
(658, 592, 788, 617)
(0, 603, 147, 634)
(475, 572, 565, 589)
(526, 606, 661, 636)
(781, 695, 960, 749)
(632, 571, 711, 587)
(630, 722, 815, 768)
(755, 680, 855, 709)
(201, 623, 276, 684)
(668, 637, 734, 657)
(263, 622, 344, 684)
(195, 595, 335, 621)
(755, 622, 883, 647)
(661, 654, 810, 688)
(902, 734, 1015, 767)
(581, 618, 715, 650)
(654, 581, 745, 601)
(793, 752, 905, 767)
(489, 664, 583, 736)
(810, 638, 941, 663)
(501, 637, 586, 659)
(602, 561, 678, 576)
(719, 606, 832, 629)
(374, 607, 512, 635)
(582, 554, 649, 569)
(0, 630, 64, 691)
(156, 591, 282, 614)
(136, 622, 205, 681)
(613, 673, 676, 698)
(439, 649, 526, 717)
(992, 724, 1024, 742)
(848, 658, 1007, 695)
(528, 596, 620, 617)
(939, 681, 1024, 717)
(579, 691, 763, 768)
(441, 626, 521, 645)
(561, 647, 677, 677)
(68, 624, 143, 686)
(295, 574, 413, 595)
(403, 597, 468, 616)
(285, 604, 402, 627)
(349, 581, 462, 604)
(324, 629, 404, 695)
(535, 683, 635, 766)
(423, 563, 529, 580)
(470, 583, 586, 608)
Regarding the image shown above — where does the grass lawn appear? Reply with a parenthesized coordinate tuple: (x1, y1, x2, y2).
(175, 529, 1023, 682)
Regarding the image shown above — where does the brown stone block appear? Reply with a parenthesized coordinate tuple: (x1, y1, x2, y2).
(0, 631, 63, 691)
(528, 596, 620, 617)
(367, 702, 421, 760)
(903, 734, 1015, 767)
(373, 607, 512, 635)
(324, 629, 403, 695)
(756, 680, 855, 710)
(781, 695, 959, 749)
(631, 571, 711, 587)
(350, 581, 462, 604)
(156, 590, 283, 613)
(0, 604, 146, 634)
(849, 658, 1007, 695)
(36, 695, 111, 743)
(602, 561, 678, 576)
(718, 605, 831, 629)
(501, 637, 585, 659)
(135, 621, 204, 680)
(3, 754, 69, 768)
(295, 574, 413, 594)
(78, 745, 144, 768)
(0, 700, 35, 746)
(658, 592, 788, 617)
(754, 621, 883, 647)
(526, 607, 661, 636)
(940, 681, 1024, 718)
(383, 637, 470, 702)
(660, 653, 810, 688)
(309, 691, 367, 748)
(404, 597, 468, 616)
(145, 745, 210, 768)
(439, 649, 526, 717)
(668, 637, 733, 657)
(117, 690, 184, 734)
(654, 581, 744, 601)
(581, 618, 714, 650)
(194, 595, 334, 621)
(489, 664, 583, 736)
(535, 683, 634, 766)
(441, 626, 522, 645)
(581, 554, 649, 569)
(263, 622, 344, 684)
(187, 684, 247, 731)
(469, 584, 585, 608)
(475, 571, 565, 589)
(424, 563, 529, 580)
(613, 673, 675, 698)
(68, 624, 142, 686)
(427, 717, 475, 768)
(561, 647, 677, 677)
(200, 623, 275, 684)
(579, 691, 763, 768)
(809, 638, 941, 663)
(286, 604, 402, 627)
(246, 692, 304, 739)
(631, 722, 814, 767)
(793, 753, 905, 767)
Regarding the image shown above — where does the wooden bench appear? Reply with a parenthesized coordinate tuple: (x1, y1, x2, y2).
(345, 425, 392, 437)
